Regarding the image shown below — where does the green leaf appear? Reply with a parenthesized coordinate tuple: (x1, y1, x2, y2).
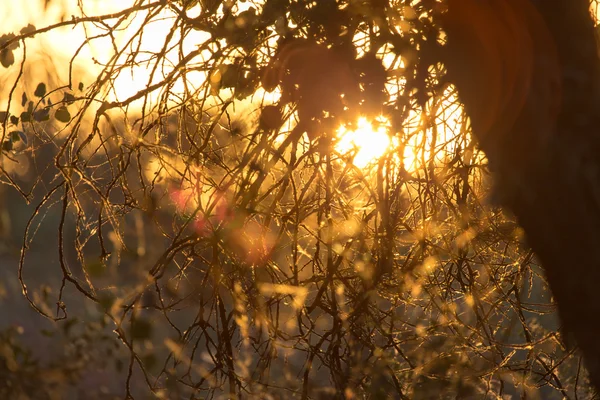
(54, 106, 71, 123)
(78, 82, 84, 91)
(9, 115, 18, 125)
(21, 92, 27, 107)
(20, 111, 30, 122)
(34, 82, 46, 98)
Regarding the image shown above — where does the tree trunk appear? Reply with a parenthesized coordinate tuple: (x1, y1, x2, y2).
(444, 0, 600, 390)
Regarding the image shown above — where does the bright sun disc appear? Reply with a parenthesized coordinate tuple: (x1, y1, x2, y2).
(336, 117, 392, 168)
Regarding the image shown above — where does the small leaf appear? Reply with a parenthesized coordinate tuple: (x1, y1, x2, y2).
(33, 108, 49, 122)
(63, 92, 76, 104)
(20, 24, 36, 35)
(260, 105, 283, 130)
(2, 141, 12, 152)
(34, 82, 46, 98)
(78, 82, 84, 91)
(0, 33, 19, 51)
(54, 106, 71, 123)
(13, 131, 26, 144)
(20, 111, 30, 122)
(0, 49, 13, 68)
(220, 64, 240, 88)
(21, 92, 27, 107)
(11, 133, 20, 144)
(9, 115, 18, 125)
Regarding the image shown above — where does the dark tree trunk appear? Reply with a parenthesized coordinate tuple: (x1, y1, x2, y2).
(444, 0, 600, 390)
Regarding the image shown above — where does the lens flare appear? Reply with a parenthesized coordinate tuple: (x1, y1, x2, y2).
(336, 117, 392, 168)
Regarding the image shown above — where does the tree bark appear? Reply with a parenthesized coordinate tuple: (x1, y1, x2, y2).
(444, 0, 600, 390)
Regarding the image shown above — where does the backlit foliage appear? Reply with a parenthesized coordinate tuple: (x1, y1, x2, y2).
(0, 0, 597, 398)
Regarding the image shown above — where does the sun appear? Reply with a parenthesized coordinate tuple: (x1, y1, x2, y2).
(336, 116, 394, 169)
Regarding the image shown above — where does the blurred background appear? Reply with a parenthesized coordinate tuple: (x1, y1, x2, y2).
(0, 0, 597, 399)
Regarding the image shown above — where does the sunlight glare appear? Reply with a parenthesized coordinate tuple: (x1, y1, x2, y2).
(336, 117, 393, 168)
